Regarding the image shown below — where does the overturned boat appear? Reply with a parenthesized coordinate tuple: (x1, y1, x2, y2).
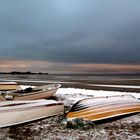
(67, 95, 140, 121)
(0, 84, 61, 101)
(0, 82, 19, 91)
(0, 99, 64, 128)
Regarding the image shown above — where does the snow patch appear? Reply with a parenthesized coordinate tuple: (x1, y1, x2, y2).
(90, 84, 140, 89)
(56, 88, 140, 106)
(56, 88, 140, 98)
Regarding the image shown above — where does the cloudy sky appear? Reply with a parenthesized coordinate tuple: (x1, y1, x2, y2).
(0, 0, 140, 74)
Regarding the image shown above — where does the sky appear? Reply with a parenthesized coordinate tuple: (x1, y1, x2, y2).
(0, 0, 140, 74)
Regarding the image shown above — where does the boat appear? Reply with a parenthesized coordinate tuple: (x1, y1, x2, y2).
(0, 82, 19, 91)
(0, 84, 61, 101)
(0, 99, 64, 128)
(67, 95, 140, 121)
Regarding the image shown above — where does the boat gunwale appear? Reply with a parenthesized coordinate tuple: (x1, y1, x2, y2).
(0, 102, 63, 112)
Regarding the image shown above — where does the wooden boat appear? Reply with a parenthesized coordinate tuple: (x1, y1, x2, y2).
(0, 84, 61, 101)
(67, 95, 140, 121)
(0, 99, 64, 128)
(0, 82, 19, 91)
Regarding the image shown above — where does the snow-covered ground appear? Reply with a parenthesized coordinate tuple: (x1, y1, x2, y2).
(56, 88, 140, 106)
(56, 88, 140, 99)
(89, 84, 140, 88)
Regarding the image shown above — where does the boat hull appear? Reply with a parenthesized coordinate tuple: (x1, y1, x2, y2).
(13, 88, 58, 100)
(0, 100, 64, 128)
(67, 95, 140, 121)
(0, 84, 61, 101)
(0, 82, 19, 91)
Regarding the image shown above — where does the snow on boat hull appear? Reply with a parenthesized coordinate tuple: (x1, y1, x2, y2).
(0, 99, 64, 128)
(67, 95, 140, 121)
(0, 82, 19, 91)
(0, 84, 61, 101)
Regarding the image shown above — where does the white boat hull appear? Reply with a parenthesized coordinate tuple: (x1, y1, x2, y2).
(0, 99, 64, 128)
(0, 84, 61, 101)
(13, 88, 58, 100)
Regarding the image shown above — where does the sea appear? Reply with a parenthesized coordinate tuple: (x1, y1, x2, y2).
(0, 74, 140, 85)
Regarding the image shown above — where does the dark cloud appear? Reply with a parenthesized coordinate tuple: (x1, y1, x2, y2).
(0, 0, 140, 64)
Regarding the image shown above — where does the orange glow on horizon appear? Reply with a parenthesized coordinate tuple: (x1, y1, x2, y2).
(0, 59, 140, 74)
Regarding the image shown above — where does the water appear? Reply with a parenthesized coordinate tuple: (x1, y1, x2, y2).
(0, 74, 140, 85)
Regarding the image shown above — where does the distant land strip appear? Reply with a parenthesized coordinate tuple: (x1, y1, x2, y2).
(0, 71, 48, 75)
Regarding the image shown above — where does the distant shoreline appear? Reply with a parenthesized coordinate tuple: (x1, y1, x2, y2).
(0, 72, 48, 75)
(0, 72, 140, 76)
